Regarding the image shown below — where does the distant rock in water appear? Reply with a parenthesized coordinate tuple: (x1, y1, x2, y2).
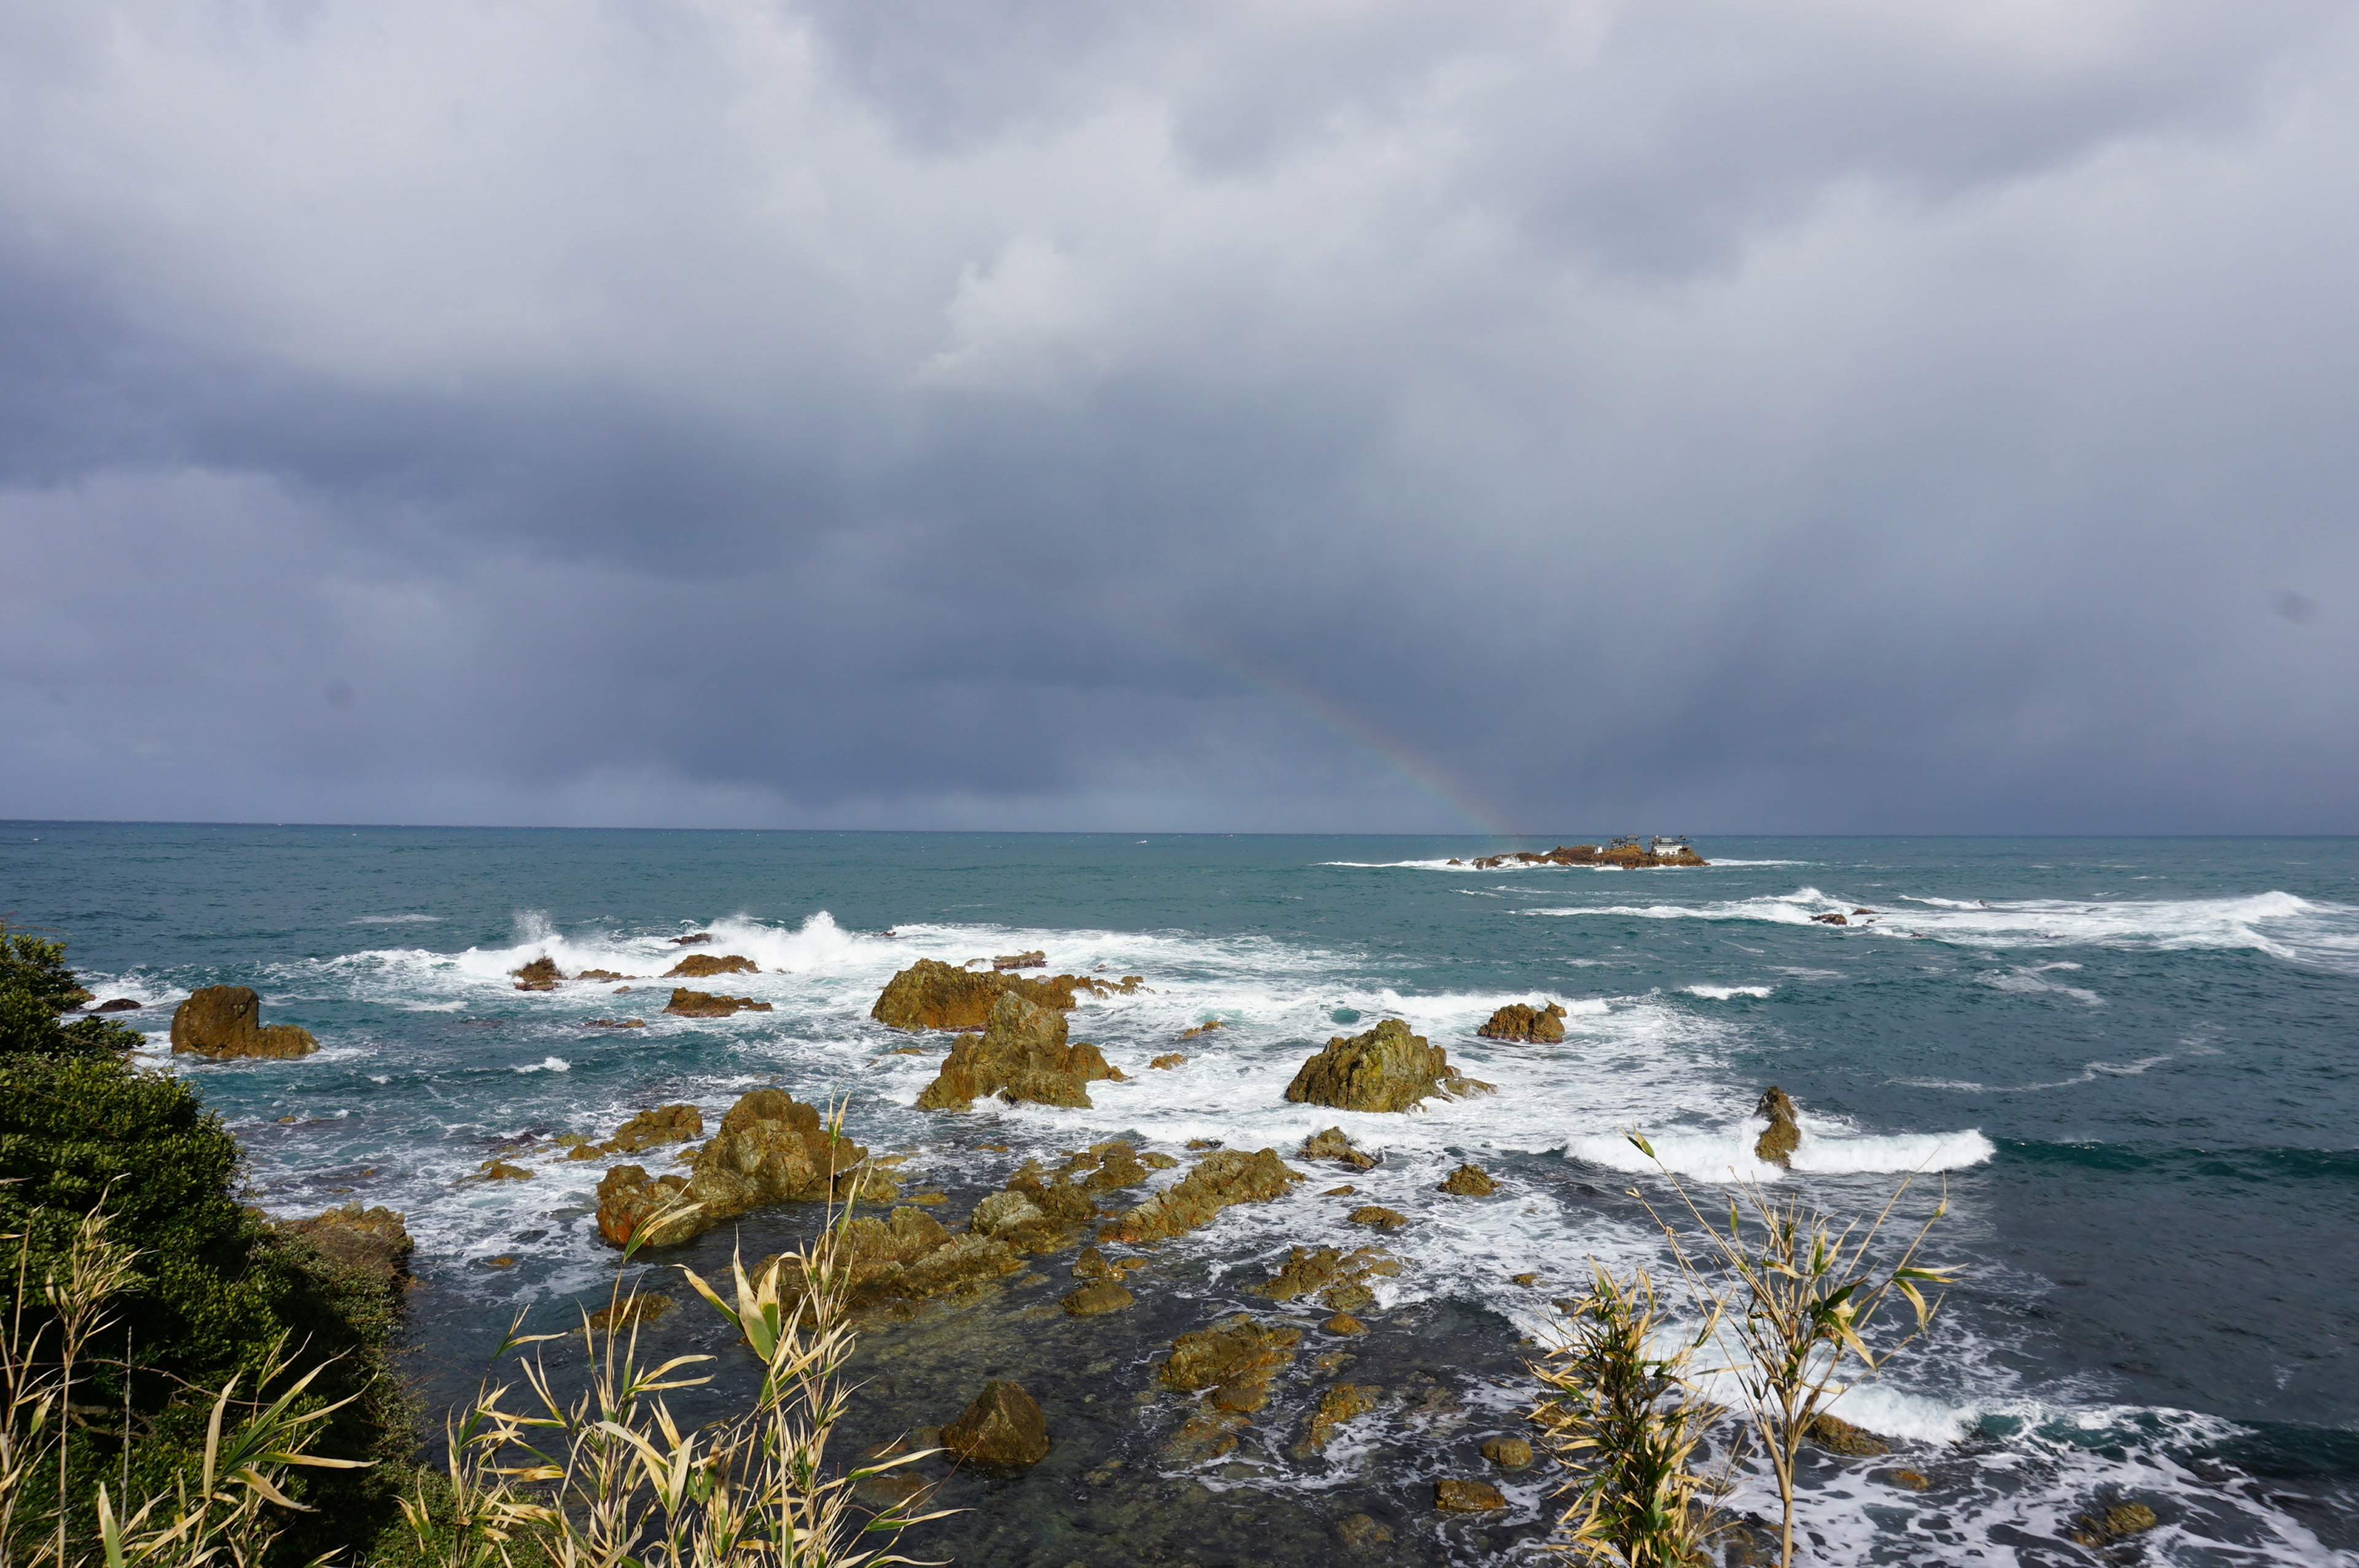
(574, 969, 629, 982)
(1284, 1019, 1490, 1112)
(277, 1203, 412, 1290)
(869, 958, 1141, 1031)
(941, 1380, 1051, 1466)
(595, 1087, 873, 1249)
(663, 988, 772, 1017)
(663, 953, 757, 978)
(991, 950, 1047, 971)
(1755, 1085, 1801, 1166)
(912, 991, 1113, 1111)
(1812, 911, 1849, 926)
(170, 985, 319, 1059)
(512, 956, 562, 991)
(1806, 1411, 1892, 1456)
(671, 932, 713, 945)
(1470, 841, 1708, 870)
(1438, 1162, 1496, 1196)
(93, 997, 142, 1012)
(1477, 1002, 1566, 1043)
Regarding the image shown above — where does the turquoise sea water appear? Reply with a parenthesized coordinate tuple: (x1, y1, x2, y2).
(4, 824, 2355, 1565)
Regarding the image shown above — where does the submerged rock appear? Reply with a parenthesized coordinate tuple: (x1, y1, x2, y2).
(1477, 1002, 1567, 1043)
(663, 953, 758, 978)
(1812, 911, 1849, 926)
(170, 985, 319, 1059)
(595, 1088, 870, 1249)
(276, 1203, 412, 1289)
(1104, 1149, 1302, 1245)
(511, 956, 562, 991)
(1061, 1279, 1135, 1316)
(1301, 1126, 1379, 1170)
(1434, 1478, 1508, 1512)
(913, 991, 1106, 1111)
(1481, 1436, 1533, 1470)
(1294, 1382, 1379, 1456)
(2070, 1502, 2160, 1547)
(1755, 1086, 1802, 1167)
(585, 1294, 675, 1334)
(1334, 1513, 1393, 1549)
(1284, 1020, 1490, 1113)
(1347, 1205, 1409, 1231)
(941, 1380, 1050, 1466)
(1439, 1162, 1497, 1196)
(1159, 1315, 1302, 1414)
(663, 988, 772, 1018)
(1251, 1245, 1399, 1309)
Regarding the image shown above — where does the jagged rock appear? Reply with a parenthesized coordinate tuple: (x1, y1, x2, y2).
(1807, 1411, 1892, 1456)
(1477, 1002, 1567, 1043)
(992, 950, 1046, 970)
(584, 1018, 646, 1029)
(2070, 1503, 2159, 1546)
(93, 998, 141, 1012)
(512, 956, 563, 991)
(1439, 1162, 1496, 1196)
(586, 1294, 675, 1333)
(1434, 1478, 1507, 1512)
(1470, 842, 1708, 870)
(1347, 1206, 1409, 1231)
(576, 969, 629, 982)
(1334, 1513, 1393, 1549)
(1150, 1052, 1187, 1069)
(595, 1089, 869, 1249)
(1180, 1020, 1224, 1039)
(941, 1381, 1050, 1466)
(1294, 1383, 1379, 1456)
(663, 988, 772, 1017)
(969, 1190, 1047, 1236)
(170, 986, 319, 1059)
(869, 959, 1106, 1031)
(479, 1160, 531, 1181)
(1301, 1126, 1379, 1170)
(1062, 1279, 1135, 1316)
(1882, 1468, 1933, 1491)
(605, 1104, 704, 1152)
(1251, 1245, 1400, 1308)
(1755, 1086, 1801, 1167)
(1104, 1149, 1302, 1245)
(1159, 1316, 1302, 1414)
(1812, 912, 1848, 926)
(1284, 1020, 1490, 1113)
(671, 932, 711, 945)
(1071, 1246, 1117, 1281)
(664, 953, 759, 978)
(1482, 1436, 1533, 1469)
(276, 1204, 412, 1289)
(914, 992, 1102, 1111)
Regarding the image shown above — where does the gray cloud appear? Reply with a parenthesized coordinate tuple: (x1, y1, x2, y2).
(1, 0, 2355, 832)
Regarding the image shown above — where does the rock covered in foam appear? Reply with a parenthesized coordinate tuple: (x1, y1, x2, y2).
(1438, 1162, 1497, 1196)
(170, 985, 318, 1059)
(1302, 1126, 1379, 1169)
(511, 956, 562, 991)
(1477, 1001, 1567, 1043)
(1284, 1019, 1489, 1113)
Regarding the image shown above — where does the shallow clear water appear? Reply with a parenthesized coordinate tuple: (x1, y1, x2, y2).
(5, 824, 2355, 1564)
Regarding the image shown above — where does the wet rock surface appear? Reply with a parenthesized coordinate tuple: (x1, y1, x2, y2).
(1438, 1162, 1496, 1196)
(1755, 1085, 1802, 1166)
(1104, 1149, 1302, 1244)
(942, 1379, 1052, 1466)
(663, 988, 773, 1017)
(663, 952, 759, 978)
(276, 1203, 412, 1289)
(1302, 1126, 1380, 1170)
(595, 1088, 872, 1248)
(1476, 1002, 1566, 1043)
(1284, 1020, 1490, 1112)
(914, 992, 1109, 1110)
(170, 985, 319, 1059)
(511, 956, 562, 991)
(870, 958, 1121, 1031)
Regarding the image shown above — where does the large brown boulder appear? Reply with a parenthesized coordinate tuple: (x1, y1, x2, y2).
(663, 988, 773, 1017)
(663, 953, 757, 979)
(941, 1380, 1051, 1467)
(1301, 1126, 1379, 1170)
(595, 1089, 869, 1249)
(1105, 1149, 1302, 1246)
(1755, 1086, 1801, 1167)
(870, 959, 1132, 1031)
(1439, 1162, 1497, 1196)
(912, 991, 1105, 1111)
(1477, 1002, 1566, 1043)
(276, 1204, 412, 1290)
(170, 986, 318, 1060)
(511, 956, 563, 991)
(1283, 1020, 1489, 1112)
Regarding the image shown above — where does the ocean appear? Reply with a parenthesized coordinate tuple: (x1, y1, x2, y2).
(4, 823, 2354, 1566)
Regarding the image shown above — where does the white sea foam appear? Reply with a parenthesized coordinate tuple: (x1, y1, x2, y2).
(514, 1056, 570, 1073)
(1567, 1118, 1994, 1183)
(350, 913, 440, 924)
(1684, 984, 1773, 999)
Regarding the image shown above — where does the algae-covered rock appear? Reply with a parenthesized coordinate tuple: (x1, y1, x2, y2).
(1294, 1382, 1379, 1456)
(511, 956, 562, 991)
(1477, 1002, 1567, 1043)
(1302, 1126, 1379, 1170)
(586, 1294, 675, 1334)
(1806, 1411, 1892, 1457)
(870, 958, 1108, 1031)
(1434, 1478, 1508, 1512)
(992, 950, 1046, 971)
(1061, 1279, 1135, 1316)
(1104, 1149, 1303, 1245)
(1283, 1020, 1490, 1113)
(1439, 1162, 1497, 1196)
(2070, 1502, 2159, 1547)
(913, 992, 1100, 1111)
(663, 988, 773, 1018)
(276, 1203, 412, 1289)
(1755, 1086, 1801, 1167)
(941, 1380, 1050, 1467)
(595, 1088, 869, 1249)
(604, 1104, 704, 1153)
(170, 986, 319, 1059)
(663, 953, 758, 979)
(1159, 1315, 1302, 1414)
(1347, 1205, 1409, 1231)
(1481, 1436, 1533, 1470)
(1251, 1245, 1399, 1308)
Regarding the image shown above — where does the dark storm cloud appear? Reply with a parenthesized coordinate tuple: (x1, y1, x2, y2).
(2, 0, 2355, 832)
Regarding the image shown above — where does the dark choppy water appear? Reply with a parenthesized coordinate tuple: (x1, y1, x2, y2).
(5, 824, 2355, 1564)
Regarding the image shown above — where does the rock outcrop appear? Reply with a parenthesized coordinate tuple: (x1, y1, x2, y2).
(1482, 1436, 1533, 1469)
(1806, 1411, 1892, 1457)
(1301, 1126, 1379, 1170)
(1283, 1020, 1489, 1113)
(663, 988, 773, 1018)
(93, 998, 141, 1012)
(1150, 1051, 1187, 1070)
(2070, 1503, 2160, 1547)
(1477, 1002, 1567, 1043)
(276, 1204, 412, 1289)
(663, 953, 758, 979)
(512, 956, 562, 991)
(1439, 1162, 1497, 1196)
(595, 1089, 871, 1249)
(671, 932, 713, 945)
(170, 986, 319, 1059)
(1813, 911, 1849, 926)
(1347, 1205, 1409, 1231)
(1754, 1086, 1801, 1167)
(869, 959, 1107, 1031)
(941, 1380, 1051, 1466)
(1103, 1149, 1302, 1246)
(1159, 1316, 1302, 1413)
(912, 991, 1113, 1111)
(1061, 1279, 1135, 1316)
(1434, 1478, 1508, 1511)
(1295, 1383, 1379, 1456)
(991, 950, 1046, 971)
(1470, 842, 1708, 870)
(604, 1104, 704, 1153)
(1251, 1245, 1398, 1313)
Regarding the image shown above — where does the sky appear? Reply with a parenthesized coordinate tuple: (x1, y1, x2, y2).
(2, 1, 2354, 835)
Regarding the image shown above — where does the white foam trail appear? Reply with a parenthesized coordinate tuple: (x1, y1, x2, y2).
(350, 913, 440, 924)
(514, 1056, 570, 1073)
(1684, 984, 1773, 1000)
(1567, 1119, 1995, 1182)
